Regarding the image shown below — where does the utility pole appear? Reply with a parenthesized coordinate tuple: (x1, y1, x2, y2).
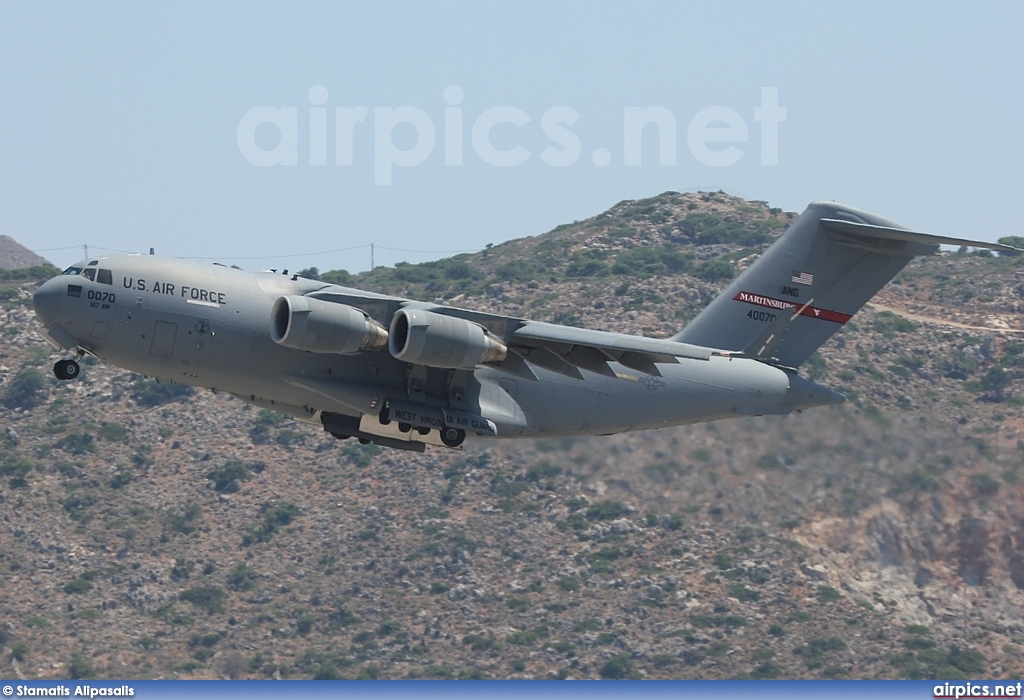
(370, 243, 374, 271)
(83, 244, 88, 260)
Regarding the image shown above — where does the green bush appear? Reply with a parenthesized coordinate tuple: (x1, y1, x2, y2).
(296, 614, 315, 635)
(873, 311, 917, 337)
(56, 432, 95, 455)
(130, 378, 194, 407)
(3, 367, 47, 410)
(242, 503, 300, 546)
(329, 605, 357, 628)
(109, 468, 133, 489)
(1, 453, 36, 488)
(97, 422, 129, 442)
(586, 499, 628, 520)
(341, 442, 381, 468)
(506, 630, 540, 646)
(11, 641, 29, 662)
(0, 264, 61, 282)
(227, 562, 256, 591)
(320, 269, 354, 285)
(970, 473, 1001, 496)
(750, 660, 781, 679)
(729, 584, 760, 602)
(496, 259, 546, 282)
(817, 586, 842, 603)
(63, 491, 100, 523)
(63, 578, 92, 594)
(565, 258, 609, 277)
(557, 576, 580, 592)
(179, 586, 227, 614)
(163, 503, 202, 535)
(207, 460, 253, 493)
(945, 645, 986, 674)
(170, 558, 195, 582)
(599, 654, 639, 680)
(463, 633, 501, 652)
(681, 212, 773, 246)
(611, 246, 691, 277)
(67, 653, 93, 679)
(692, 259, 735, 282)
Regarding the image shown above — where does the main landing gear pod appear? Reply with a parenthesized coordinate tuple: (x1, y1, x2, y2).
(53, 359, 80, 380)
(377, 399, 497, 448)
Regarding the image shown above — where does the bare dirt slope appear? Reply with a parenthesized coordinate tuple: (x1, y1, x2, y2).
(0, 236, 50, 270)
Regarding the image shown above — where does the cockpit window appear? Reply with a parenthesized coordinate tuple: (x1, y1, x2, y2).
(88, 260, 98, 266)
(62, 266, 83, 276)
(82, 268, 96, 282)
(97, 269, 112, 285)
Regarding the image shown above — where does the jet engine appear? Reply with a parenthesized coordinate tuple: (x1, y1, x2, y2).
(388, 308, 506, 369)
(271, 296, 388, 354)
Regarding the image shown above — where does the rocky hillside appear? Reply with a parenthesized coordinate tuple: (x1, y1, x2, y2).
(0, 192, 1022, 680)
(0, 236, 50, 270)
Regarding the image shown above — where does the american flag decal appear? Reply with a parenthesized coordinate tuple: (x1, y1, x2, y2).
(791, 271, 814, 286)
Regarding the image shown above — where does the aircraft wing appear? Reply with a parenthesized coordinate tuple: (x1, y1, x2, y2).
(306, 287, 717, 381)
(504, 321, 713, 379)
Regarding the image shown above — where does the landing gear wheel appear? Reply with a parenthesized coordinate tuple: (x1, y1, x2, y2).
(416, 426, 431, 436)
(54, 360, 80, 380)
(378, 407, 391, 426)
(397, 422, 412, 433)
(440, 427, 466, 448)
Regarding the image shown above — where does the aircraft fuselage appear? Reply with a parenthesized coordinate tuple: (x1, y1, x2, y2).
(33, 254, 841, 449)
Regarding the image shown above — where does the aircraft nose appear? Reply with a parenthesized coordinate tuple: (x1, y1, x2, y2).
(33, 278, 63, 327)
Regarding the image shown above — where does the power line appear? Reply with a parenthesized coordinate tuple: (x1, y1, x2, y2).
(375, 245, 482, 254)
(179, 244, 372, 261)
(0, 244, 82, 253)
(2, 241, 486, 264)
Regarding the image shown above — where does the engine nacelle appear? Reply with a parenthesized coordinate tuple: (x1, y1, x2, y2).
(388, 308, 507, 369)
(271, 296, 388, 354)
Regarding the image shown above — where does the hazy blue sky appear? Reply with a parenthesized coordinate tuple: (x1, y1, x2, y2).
(2, 1, 1022, 272)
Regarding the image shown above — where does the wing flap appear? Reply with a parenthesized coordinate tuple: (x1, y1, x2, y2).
(564, 345, 618, 378)
(523, 346, 586, 380)
(504, 321, 712, 380)
(512, 322, 713, 361)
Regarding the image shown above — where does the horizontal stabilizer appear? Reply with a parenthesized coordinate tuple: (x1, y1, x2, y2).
(820, 218, 1021, 254)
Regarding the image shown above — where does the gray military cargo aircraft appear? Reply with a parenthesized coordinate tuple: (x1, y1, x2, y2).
(31, 201, 1016, 452)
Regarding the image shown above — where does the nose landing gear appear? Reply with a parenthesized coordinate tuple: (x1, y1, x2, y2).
(54, 359, 81, 380)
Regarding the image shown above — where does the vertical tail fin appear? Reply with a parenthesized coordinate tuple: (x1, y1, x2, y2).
(673, 201, 1016, 367)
